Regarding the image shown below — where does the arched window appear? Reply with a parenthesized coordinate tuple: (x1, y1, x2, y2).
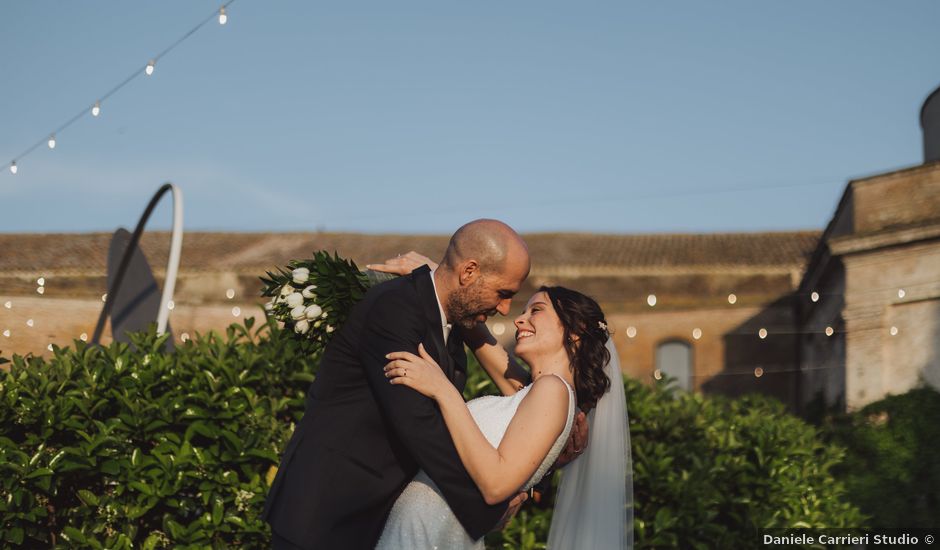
(656, 340, 693, 391)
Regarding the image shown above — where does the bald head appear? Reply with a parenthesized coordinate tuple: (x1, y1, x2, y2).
(441, 219, 530, 279)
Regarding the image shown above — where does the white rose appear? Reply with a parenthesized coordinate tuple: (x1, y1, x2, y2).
(279, 284, 295, 297)
(304, 304, 323, 319)
(290, 305, 306, 320)
(301, 285, 318, 299)
(285, 292, 304, 308)
(292, 267, 310, 284)
(294, 319, 310, 334)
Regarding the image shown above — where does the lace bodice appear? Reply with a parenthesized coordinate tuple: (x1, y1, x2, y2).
(376, 376, 576, 549)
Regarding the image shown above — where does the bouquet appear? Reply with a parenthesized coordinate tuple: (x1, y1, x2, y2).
(259, 251, 384, 346)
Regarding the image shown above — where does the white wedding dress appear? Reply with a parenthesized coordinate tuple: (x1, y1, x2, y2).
(375, 376, 576, 550)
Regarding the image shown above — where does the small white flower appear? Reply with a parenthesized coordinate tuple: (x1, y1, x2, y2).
(292, 267, 310, 284)
(285, 292, 304, 308)
(294, 319, 310, 334)
(304, 304, 323, 319)
(301, 285, 318, 299)
(279, 284, 295, 297)
(290, 305, 307, 320)
(264, 301, 275, 312)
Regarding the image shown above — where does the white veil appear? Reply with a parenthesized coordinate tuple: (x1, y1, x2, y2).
(546, 337, 633, 549)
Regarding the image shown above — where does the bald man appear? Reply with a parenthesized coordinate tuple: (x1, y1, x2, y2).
(264, 220, 531, 550)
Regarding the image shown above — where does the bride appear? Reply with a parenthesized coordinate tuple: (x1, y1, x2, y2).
(370, 254, 632, 549)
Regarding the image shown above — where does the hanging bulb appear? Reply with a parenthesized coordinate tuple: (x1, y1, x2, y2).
(92, 101, 101, 117)
(219, 6, 228, 25)
(9, 161, 16, 175)
(48, 134, 56, 149)
(145, 60, 156, 76)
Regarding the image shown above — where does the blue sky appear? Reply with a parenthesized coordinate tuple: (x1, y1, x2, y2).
(2, 1, 938, 235)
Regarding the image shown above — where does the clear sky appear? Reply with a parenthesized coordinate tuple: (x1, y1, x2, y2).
(2, 1, 938, 235)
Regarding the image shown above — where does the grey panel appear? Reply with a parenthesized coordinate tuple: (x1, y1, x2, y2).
(106, 228, 174, 350)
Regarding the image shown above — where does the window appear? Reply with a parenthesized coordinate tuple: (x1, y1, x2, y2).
(656, 340, 693, 391)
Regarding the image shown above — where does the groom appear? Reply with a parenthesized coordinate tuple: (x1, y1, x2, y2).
(264, 219, 533, 549)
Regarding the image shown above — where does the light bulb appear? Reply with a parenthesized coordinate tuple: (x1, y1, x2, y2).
(48, 134, 56, 149)
(754, 367, 764, 378)
(167, 300, 175, 310)
(890, 326, 898, 336)
(146, 60, 156, 76)
(626, 326, 637, 339)
(492, 322, 505, 336)
(219, 6, 228, 25)
(653, 369, 662, 381)
(80, 333, 88, 342)
(811, 291, 819, 303)
(728, 293, 737, 305)
(226, 288, 235, 299)
(37, 277, 45, 286)
(898, 288, 906, 299)
(692, 328, 702, 340)
(647, 294, 657, 307)
(825, 326, 834, 337)
(9, 161, 16, 175)
(758, 328, 768, 339)
(92, 101, 101, 117)
(231, 306, 241, 317)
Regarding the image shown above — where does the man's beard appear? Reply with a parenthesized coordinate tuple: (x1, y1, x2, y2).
(446, 279, 495, 331)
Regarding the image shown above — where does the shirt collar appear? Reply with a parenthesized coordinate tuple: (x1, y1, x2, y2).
(429, 267, 453, 342)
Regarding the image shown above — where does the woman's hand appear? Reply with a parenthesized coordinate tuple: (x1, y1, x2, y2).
(366, 251, 438, 276)
(385, 343, 453, 400)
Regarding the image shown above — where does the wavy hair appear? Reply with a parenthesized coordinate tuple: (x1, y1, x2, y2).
(538, 286, 612, 412)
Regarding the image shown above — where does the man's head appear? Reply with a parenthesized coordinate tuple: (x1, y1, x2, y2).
(438, 219, 530, 330)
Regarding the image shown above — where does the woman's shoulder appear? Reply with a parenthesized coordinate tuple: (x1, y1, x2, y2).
(524, 375, 573, 410)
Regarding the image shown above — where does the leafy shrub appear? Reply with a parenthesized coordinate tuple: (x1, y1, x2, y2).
(823, 387, 940, 528)
(482, 373, 865, 549)
(0, 315, 866, 548)
(0, 318, 314, 548)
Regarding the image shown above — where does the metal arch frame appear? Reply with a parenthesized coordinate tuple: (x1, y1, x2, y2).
(91, 182, 184, 345)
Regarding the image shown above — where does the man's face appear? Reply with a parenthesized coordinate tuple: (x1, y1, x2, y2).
(446, 257, 528, 330)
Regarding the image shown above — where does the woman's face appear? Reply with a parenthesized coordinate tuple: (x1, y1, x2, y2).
(513, 291, 566, 360)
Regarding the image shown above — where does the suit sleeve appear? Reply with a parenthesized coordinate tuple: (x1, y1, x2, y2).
(358, 290, 508, 539)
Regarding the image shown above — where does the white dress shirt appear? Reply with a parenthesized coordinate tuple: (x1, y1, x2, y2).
(429, 267, 453, 344)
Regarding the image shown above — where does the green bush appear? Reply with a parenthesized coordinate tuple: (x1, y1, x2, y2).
(0, 317, 314, 548)
(1, 321, 865, 548)
(823, 387, 940, 528)
(481, 372, 865, 549)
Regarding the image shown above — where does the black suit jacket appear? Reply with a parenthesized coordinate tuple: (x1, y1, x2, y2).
(263, 266, 507, 549)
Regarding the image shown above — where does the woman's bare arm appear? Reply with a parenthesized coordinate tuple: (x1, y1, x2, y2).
(462, 323, 530, 395)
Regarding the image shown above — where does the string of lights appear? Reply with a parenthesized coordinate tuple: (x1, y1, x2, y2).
(6, 1, 235, 176)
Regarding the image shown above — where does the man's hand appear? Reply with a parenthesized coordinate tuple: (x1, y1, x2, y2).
(492, 492, 528, 531)
(554, 410, 588, 468)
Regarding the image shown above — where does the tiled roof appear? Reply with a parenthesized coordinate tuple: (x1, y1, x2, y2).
(0, 231, 820, 275)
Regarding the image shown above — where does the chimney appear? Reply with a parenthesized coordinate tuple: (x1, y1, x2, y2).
(922, 84, 940, 163)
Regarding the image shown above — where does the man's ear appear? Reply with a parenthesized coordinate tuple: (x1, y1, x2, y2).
(458, 260, 480, 286)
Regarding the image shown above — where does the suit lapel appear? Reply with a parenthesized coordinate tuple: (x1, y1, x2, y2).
(412, 266, 457, 383)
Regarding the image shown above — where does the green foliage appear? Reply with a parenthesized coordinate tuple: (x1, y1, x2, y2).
(479, 373, 865, 549)
(0, 317, 315, 548)
(823, 387, 940, 528)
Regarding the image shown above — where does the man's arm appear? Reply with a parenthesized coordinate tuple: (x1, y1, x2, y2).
(358, 290, 508, 538)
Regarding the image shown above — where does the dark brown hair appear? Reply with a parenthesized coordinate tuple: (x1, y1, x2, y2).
(539, 286, 612, 412)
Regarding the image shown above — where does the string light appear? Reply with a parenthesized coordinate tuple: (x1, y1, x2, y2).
(692, 328, 702, 340)
(37, 277, 45, 286)
(2, 330, 9, 338)
(825, 326, 834, 337)
(811, 291, 819, 303)
(653, 369, 663, 380)
(47, 344, 54, 352)
(26, 319, 34, 327)
(492, 322, 506, 336)
(36, 287, 45, 295)
(3, 301, 11, 309)
(226, 288, 235, 299)
(626, 326, 637, 339)
(647, 294, 657, 307)
(101, 293, 107, 302)
(231, 306, 241, 316)
(167, 300, 175, 310)
(898, 288, 906, 299)
(758, 328, 768, 339)
(728, 293, 737, 305)
(754, 367, 764, 378)
(890, 326, 898, 336)
(181, 332, 190, 342)
(6, 2, 237, 176)
(79, 332, 88, 342)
